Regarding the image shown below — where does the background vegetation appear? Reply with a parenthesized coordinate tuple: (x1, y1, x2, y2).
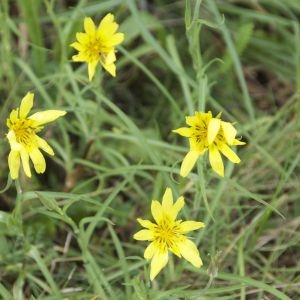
(0, 0, 299, 299)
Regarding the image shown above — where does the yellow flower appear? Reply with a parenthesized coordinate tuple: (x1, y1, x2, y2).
(70, 13, 124, 81)
(6, 92, 66, 179)
(133, 188, 205, 281)
(173, 111, 245, 177)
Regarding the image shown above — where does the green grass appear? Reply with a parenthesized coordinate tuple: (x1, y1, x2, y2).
(0, 0, 299, 299)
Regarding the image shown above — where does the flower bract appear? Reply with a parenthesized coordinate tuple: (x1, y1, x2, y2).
(6, 92, 66, 179)
(173, 111, 245, 177)
(70, 13, 124, 80)
(133, 187, 205, 281)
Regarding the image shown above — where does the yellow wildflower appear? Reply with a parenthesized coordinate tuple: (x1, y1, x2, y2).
(6, 92, 66, 179)
(133, 187, 205, 281)
(70, 13, 124, 80)
(173, 111, 245, 177)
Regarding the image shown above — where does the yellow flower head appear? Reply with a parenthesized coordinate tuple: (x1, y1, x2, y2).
(133, 188, 205, 281)
(173, 111, 245, 177)
(6, 92, 66, 179)
(70, 13, 124, 81)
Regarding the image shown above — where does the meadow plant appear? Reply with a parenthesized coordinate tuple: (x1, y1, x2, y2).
(173, 111, 245, 177)
(134, 187, 205, 280)
(70, 13, 124, 80)
(6, 92, 66, 179)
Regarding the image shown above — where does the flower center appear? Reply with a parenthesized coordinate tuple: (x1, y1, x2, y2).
(8, 118, 38, 147)
(190, 116, 211, 151)
(85, 37, 105, 62)
(154, 217, 182, 252)
(213, 128, 226, 147)
(192, 123, 208, 144)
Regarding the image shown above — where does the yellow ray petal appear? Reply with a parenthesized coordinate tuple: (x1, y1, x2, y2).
(98, 13, 117, 36)
(70, 42, 83, 51)
(189, 138, 207, 153)
(209, 146, 224, 177)
(179, 221, 205, 233)
(162, 187, 173, 211)
(76, 32, 88, 44)
(144, 242, 156, 260)
(151, 200, 163, 224)
(88, 60, 99, 80)
(150, 251, 169, 281)
(137, 218, 154, 229)
(178, 239, 203, 267)
(185, 115, 197, 126)
(8, 109, 18, 124)
(172, 127, 191, 137)
(103, 51, 116, 65)
(171, 196, 184, 220)
(71, 53, 85, 62)
(133, 229, 154, 241)
(169, 242, 181, 257)
(7, 130, 22, 151)
(207, 118, 221, 145)
(233, 138, 246, 146)
(84, 17, 96, 35)
(221, 121, 237, 144)
(29, 110, 66, 126)
(36, 136, 54, 156)
(180, 151, 200, 177)
(101, 61, 116, 77)
(29, 148, 46, 174)
(19, 92, 34, 119)
(220, 144, 241, 164)
(20, 148, 31, 178)
(8, 150, 20, 179)
(105, 33, 124, 47)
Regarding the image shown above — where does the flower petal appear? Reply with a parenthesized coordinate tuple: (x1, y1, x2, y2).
(151, 200, 163, 224)
(8, 150, 20, 180)
(84, 17, 96, 35)
(233, 138, 246, 146)
(178, 239, 203, 268)
(36, 136, 54, 156)
(150, 251, 169, 281)
(179, 221, 205, 233)
(29, 148, 46, 174)
(98, 13, 117, 36)
(180, 151, 200, 177)
(101, 61, 116, 77)
(171, 196, 184, 220)
(207, 118, 221, 145)
(162, 188, 173, 211)
(103, 51, 116, 65)
(185, 115, 197, 126)
(136, 218, 155, 229)
(72, 53, 86, 62)
(20, 148, 31, 178)
(219, 144, 241, 164)
(76, 32, 88, 44)
(88, 60, 98, 81)
(172, 127, 192, 137)
(169, 242, 181, 257)
(29, 110, 66, 126)
(133, 229, 154, 241)
(221, 121, 237, 144)
(106, 33, 124, 47)
(19, 92, 34, 119)
(7, 131, 22, 151)
(209, 145, 224, 177)
(144, 242, 156, 260)
(70, 42, 83, 51)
